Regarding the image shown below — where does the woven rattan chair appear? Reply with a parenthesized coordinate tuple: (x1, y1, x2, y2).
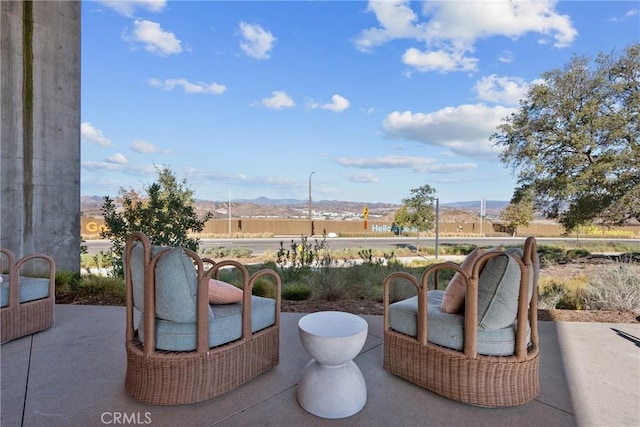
(383, 236, 539, 407)
(1, 248, 56, 343)
(124, 232, 281, 405)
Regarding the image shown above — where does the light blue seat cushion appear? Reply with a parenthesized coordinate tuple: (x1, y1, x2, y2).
(389, 291, 529, 356)
(138, 295, 276, 351)
(0, 275, 50, 307)
(128, 243, 213, 323)
(388, 252, 529, 356)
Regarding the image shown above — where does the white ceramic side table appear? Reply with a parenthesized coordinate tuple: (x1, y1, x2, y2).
(296, 311, 368, 419)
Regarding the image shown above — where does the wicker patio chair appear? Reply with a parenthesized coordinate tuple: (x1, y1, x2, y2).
(383, 236, 540, 407)
(124, 232, 281, 405)
(1, 247, 56, 343)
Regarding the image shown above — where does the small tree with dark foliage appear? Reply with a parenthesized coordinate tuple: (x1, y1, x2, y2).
(101, 166, 212, 277)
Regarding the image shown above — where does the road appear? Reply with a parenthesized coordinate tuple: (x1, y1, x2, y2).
(84, 236, 639, 255)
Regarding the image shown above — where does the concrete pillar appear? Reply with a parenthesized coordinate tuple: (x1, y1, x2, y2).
(1, 1, 81, 273)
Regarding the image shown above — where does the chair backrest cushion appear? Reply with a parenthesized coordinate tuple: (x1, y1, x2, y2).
(129, 243, 202, 323)
(477, 252, 521, 330)
(505, 247, 539, 303)
(440, 247, 485, 313)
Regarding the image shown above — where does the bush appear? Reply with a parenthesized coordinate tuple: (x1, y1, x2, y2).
(201, 247, 253, 259)
(101, 166, 212, 278)
(537, 273, 590, 310)
(580, 265, 640, 314)
(252, 277, 276, 298)
(56, 274, 125, 305)
(282, 285, 311, 301)
(55, 271, 82, 292)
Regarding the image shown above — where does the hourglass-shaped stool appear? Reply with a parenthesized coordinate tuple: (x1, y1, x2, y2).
(297, 311, 368, 419)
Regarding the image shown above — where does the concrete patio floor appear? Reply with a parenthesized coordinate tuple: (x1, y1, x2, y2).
(1, 304, 639, 427)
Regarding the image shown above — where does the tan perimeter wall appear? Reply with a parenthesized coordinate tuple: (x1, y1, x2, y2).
(81, 217, 640, 238)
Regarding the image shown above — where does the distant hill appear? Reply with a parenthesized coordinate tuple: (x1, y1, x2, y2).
(441, 200, 508, 214)
(81, 195, 509, 221)
(231, 197, 302, 206)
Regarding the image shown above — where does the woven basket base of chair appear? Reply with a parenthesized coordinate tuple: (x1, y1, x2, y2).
(384, 331, 540, 408)
(1, 298, 54, 343)
(125, 326, 279, 405)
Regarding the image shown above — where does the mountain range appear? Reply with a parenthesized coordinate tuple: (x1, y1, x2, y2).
(81, 196, 508, 219)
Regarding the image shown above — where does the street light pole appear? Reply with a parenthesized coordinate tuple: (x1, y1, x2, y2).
(308, 171, 315, 236)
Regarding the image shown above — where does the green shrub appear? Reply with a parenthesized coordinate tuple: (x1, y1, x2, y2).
(282, 285, 311, 301)
(565, 248, 591, 259)
(78, 275, 125, 296)
(55, 271, 82, 292)
(306, 266, 344, 301)
(56, 274, 125, 305)
(253, 276, 278, 298)
(201, 247, 253, 258)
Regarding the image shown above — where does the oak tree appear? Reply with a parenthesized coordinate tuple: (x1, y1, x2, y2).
(491, 44, 639, 233)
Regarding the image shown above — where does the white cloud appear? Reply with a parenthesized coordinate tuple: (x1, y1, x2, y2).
(498, 50, 514, 63)
(355, 0, 577, 73)
(185, 168, 249, 184)
(97, 0, 166, 17)
(186, 167, 296, 189)
(128, 19, 182, 56)
(106, 153, 128, 165)
(149, 78, 226, 94)
(131, 140, 160, 154)
(81, 122, 111, 147)
(609, 8, 639, 22)
(402, 47, 478, 73)
(260, 91, 295, 109)
(421, 0, 577, 48)
(353, 0, 426, 53)
(343, 172, 380, 183)
(82, 161, 123, 171)
(307, 94, 350, 112)
(305, 99, 320, 110)
(320, 94, 350, 112)
(474, 75, 529, 105)
(382, 104, 516, 156)
(336, 155, 476, 174)
(82, 162, 157, 176)
(239, 22, 276, 59)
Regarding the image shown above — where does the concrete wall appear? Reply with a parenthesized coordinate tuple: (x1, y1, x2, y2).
(1, 1, 81, 272)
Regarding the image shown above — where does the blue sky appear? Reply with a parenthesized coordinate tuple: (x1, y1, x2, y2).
(81, 0, 639, 204)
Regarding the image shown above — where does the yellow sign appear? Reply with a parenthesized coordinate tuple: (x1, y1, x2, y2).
(362, 205, 369, 219)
